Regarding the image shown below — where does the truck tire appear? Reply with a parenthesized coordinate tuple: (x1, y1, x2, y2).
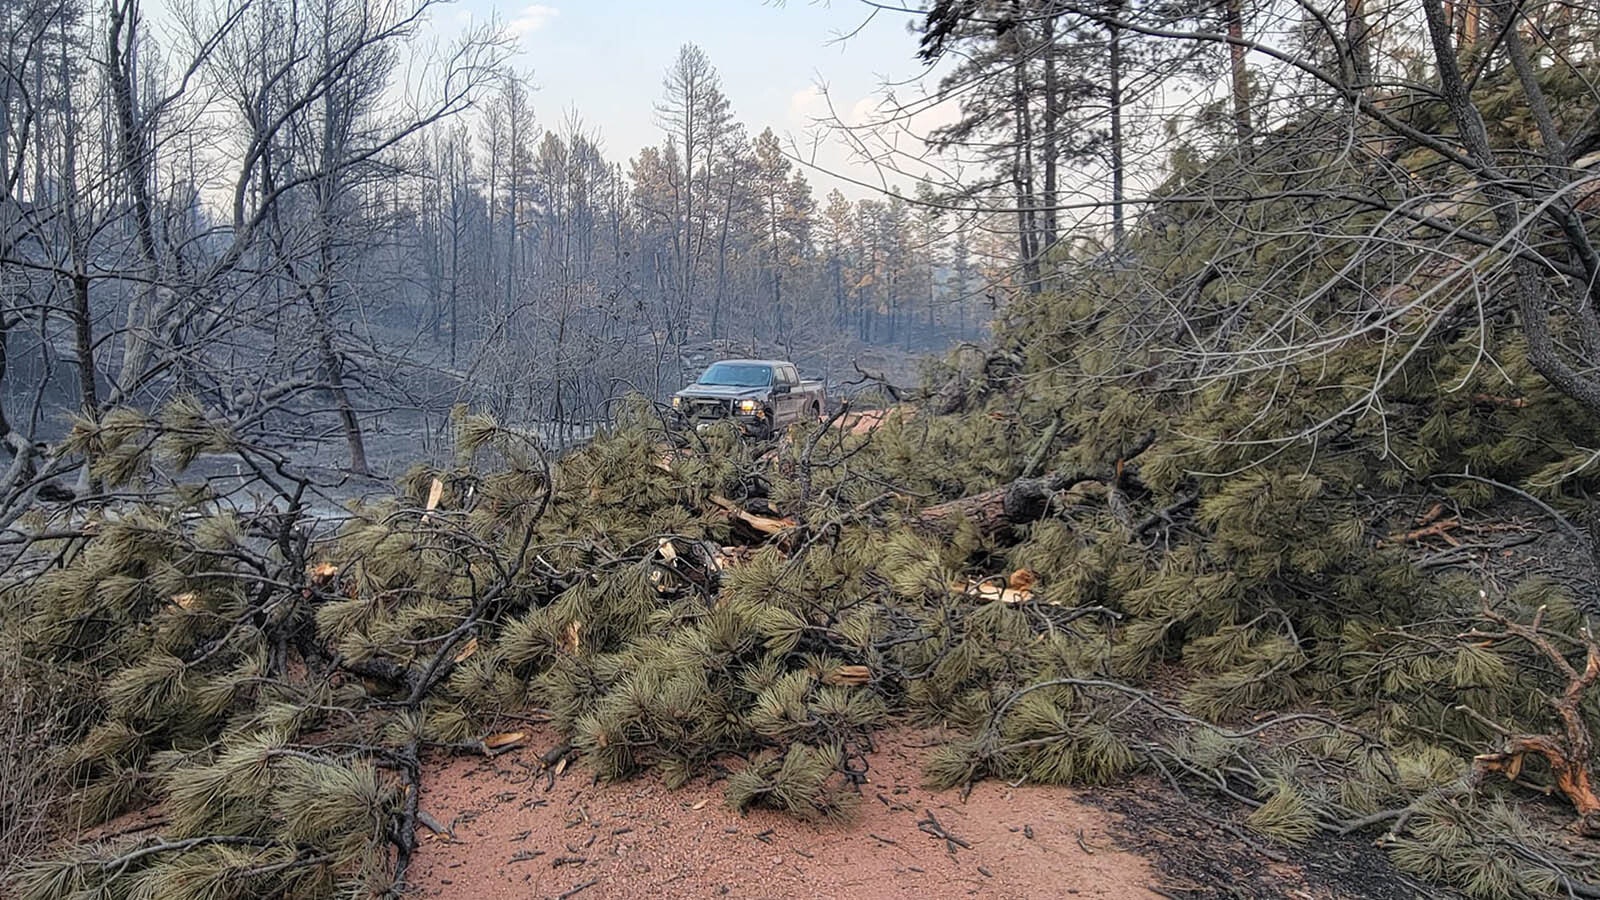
(810, 402, 821, 421)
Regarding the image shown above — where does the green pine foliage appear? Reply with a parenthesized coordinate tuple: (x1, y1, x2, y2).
(8, 368, 1598, 899)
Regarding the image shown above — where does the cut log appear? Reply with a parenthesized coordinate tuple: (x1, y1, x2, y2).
(839, 407, 907, 435)
(919, 470, 1098, 536)
(917, 432, 1157, 536)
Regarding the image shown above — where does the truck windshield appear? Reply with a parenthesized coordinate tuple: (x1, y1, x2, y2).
(697, 363, 771, 387)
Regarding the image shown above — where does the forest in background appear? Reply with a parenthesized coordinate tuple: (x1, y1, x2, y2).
(11, 1, 1600, 899)
(0, 0, 998, 486)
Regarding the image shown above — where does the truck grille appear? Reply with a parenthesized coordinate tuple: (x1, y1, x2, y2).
(687, 399, 732, 420)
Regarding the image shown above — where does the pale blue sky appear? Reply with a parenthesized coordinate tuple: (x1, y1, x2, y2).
(441, 0, 945, 196)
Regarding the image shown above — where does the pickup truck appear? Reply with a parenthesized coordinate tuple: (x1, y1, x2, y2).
(671, 359, 826, 439)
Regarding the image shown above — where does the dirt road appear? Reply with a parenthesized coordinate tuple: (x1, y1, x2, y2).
(409, 727, 1158, 900)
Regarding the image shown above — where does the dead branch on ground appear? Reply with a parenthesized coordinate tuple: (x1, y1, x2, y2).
(1458, 595, 1600, 834)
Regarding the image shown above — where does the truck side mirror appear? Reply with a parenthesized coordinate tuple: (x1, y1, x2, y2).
(772, 384, 791, 395)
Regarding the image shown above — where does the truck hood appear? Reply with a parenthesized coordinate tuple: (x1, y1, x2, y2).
(675, 385, 769, 401)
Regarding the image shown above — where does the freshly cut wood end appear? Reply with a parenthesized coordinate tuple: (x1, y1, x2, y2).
(424, 477, 445, 512)
(453, 636, 480, 663)
(824, 665, 872, 686)
(951, 577, 1034, 605)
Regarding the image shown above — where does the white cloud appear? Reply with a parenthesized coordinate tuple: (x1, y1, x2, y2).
(847, 95, 883, 127)
(508, 4, 559, 38)
(788, 85, 827, 124)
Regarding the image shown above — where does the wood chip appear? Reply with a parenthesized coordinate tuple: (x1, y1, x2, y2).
(560, 620, 583, 655)
(1007, 568, 1037, 592)
(483, 731, 526, 751)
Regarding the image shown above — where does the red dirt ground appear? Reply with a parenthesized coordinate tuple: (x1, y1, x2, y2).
(408, 728, 1159, 900)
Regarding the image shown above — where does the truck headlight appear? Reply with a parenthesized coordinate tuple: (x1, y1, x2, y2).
(738, 399, 759, 413)
(671, 396, 681, 408)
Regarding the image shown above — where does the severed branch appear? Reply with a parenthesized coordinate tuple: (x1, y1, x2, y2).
(709, 494, 798, 544)
(1458, 595, 1600, 834)
(799, 400, 852, 503)
(1390, 517, 1463, 546)
(1133, 491, 1198, 537)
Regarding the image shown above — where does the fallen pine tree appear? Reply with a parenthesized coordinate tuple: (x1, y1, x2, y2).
(3, 383, 1600, 900)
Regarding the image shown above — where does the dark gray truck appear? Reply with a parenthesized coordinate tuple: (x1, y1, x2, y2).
(671, 359, 826, 439)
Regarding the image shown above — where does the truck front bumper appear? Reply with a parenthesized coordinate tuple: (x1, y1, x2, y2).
(677, 401, 771, 438)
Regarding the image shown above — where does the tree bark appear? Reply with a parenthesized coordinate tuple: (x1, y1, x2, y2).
(1345, 0, 1372, 90)
(1225, 0, 1252, 152)
(1108, 10, 1125, 254)
(1041, 12, 1058, 249)
(107, 0, 167, 399)
(919, 470, 1098, 536)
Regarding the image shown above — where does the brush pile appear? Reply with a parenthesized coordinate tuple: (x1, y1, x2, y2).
(0, 355, 1594, 900)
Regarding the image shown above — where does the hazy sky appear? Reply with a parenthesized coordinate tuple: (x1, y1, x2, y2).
(439, 0, 947, 197)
